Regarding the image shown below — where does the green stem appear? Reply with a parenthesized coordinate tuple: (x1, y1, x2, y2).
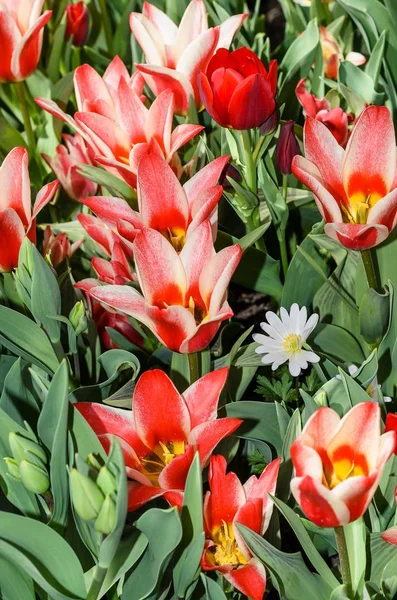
(15, 81, 35, 155)
(334, 526, 353, 594)
(86, 564, 107, 600)
(240, 130, 257, 193)
(279, 175, 289, 279)
(98, 0, 113, 55)
(188, 352, 200, 384)
(361, 249, 379, 292)
(252, 135, 266, 163)
(246, 214, 267, 252)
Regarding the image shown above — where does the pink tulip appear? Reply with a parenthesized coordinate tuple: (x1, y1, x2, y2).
(0, 147, 58, 272)
(130, 0, 247, 114)
(36, 57, 203, 188)
(290, 403, 396, 527)
(42, 226, 82, 268)
(292, 105, 397, 250)
(0, 0, 52, 82)
(43, 133, 97, 201)
(81, 153, 230, 250)
(80, 223, 242, 353)
(76, 368, 242, 510)
(296, 78, 351, 147)
(202, 455, 280, 600)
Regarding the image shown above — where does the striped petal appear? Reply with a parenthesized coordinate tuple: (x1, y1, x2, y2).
(183, 367, 228, 429)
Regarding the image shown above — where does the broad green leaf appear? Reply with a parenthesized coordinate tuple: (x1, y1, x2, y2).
(225, 401, 287, 454)
(369, 532, 397, 585)
(281, 408, 301, 461)
(77, 164, 136, 203)
(359, 287, 389, 346)
(310, 323, 365, 366)
(0, 556, 35, 600)
(200, 574, 227, 600)
(31, 244, 62, 345)
(0, 359, 39, 427)
(365, 30, 386, 86)
(343, 519, 366, 596)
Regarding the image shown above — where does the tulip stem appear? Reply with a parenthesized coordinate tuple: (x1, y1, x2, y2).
(98, 0, 113, 55)
(335, 526, 353, 595)
(86, 564, 107, 600)
(15, 81, 35, 156)
(240, 130, 257, 194)
(188, 352, 200, 384)
(361, 249, 379, 292)
(278, 175, 289, 280)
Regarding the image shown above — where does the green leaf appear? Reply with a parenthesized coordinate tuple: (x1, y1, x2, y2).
(365, 30, 386, 86)
(38, 360, 70, 532)
(225, 401, 287, 454)
(369, 532, 397, 586)
(200, 574, 227, 600)
(47, 21, 67, 82)
(310, 323, 365, 366)
(0, 359, 39, 427)
(279, 20, 320, 100)
(272, 497, 340, 589)
(0, 306, 59, 374)
(170, 352, 190, 393)
(238, 524, 332, 600)
(339, 62, 381, 105)
(0, 556, 35, 600)
(0, 512, 86, 600)
(281, 408, 301, 461)
(0, 117, 27, 153)
(343, 519, 366, 596)
(359, 287, 389, 346)
(76, 164, 136, 203)
(31, 244, 62, 345)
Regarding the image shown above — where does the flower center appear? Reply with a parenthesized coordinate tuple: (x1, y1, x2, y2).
(282, 333, 302, 354)
(322, 447, 369, 490)
(162, 227, 186, 252)
(141, 441, 186, 485)
(342, 191, 383, 225)
(206, 521, 247, 568)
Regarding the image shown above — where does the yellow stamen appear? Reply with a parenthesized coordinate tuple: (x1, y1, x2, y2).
(207, 521, 247, 568)
(162, 227, 186, 252)
(141, 441, 186, 485)
(282, 333, 302, 354)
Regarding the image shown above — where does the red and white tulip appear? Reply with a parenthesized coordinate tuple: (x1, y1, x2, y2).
(76, 368, 242, 510)
(201, 454, 280, 600)
(290, 403, 396, 527)
(130, 0, 247, 114)
(320, 26, 365, 80)
(43, 226, 82, 268)
(292, 105, 397, 250)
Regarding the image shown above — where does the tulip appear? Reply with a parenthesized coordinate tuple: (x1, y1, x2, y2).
(276, 121, 301, 175)
(385, 413, 397, 454)
(69, 468, 105, 521)
(43, 226, 82, 268)
(95, 494, 117, 535)
(290, 403, 396, 527)
(9, 431, 47, 465)
(0, 147, 59, 272)
(76, 367, 242, 510)
(198, 48, 278, 130)
(0, 0, 52, 82)
(36, 58, 203, 188)
(130, 0, 247, 115)
(296, 79, 350, 147)
(65, 2, 89, 47)
(81, 153, 229, 251)
(292, 105, 397, 250)
(69, 301, 88, 336)
(19, 460, 50, 494)
(83, 223, 242, 353)
(201, 455, 280, 600)
(4, 457, 21, 479)
(96, 466, 117, 495)
(320, 26, 366, 81)
(43, 133, 97, 201)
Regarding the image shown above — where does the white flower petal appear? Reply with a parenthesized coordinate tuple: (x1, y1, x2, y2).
(261, 351, 289, 367)
(260, 322, 283, 341)
(253, 339, 282, 353)
(289, 303, 300, 331)
(302, 313, 319, 339)
(279, 306, 292, 331)
(297, 305, 308, 334)
(266, 311, 287, 336)
(301, 350, 320, 364)
(288, 355, 302, 377)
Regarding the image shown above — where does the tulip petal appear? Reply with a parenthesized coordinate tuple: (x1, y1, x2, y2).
(133, 228, 187, 307)
(177, 28, 219, 103)
(157, 445, 195, 489)
(217, 13, 248, 49)
(115, 77, 148, 144)
(233, 499, 263, 560)
(180, 220, 213, 301)
(183, 367, 228, 429)
(298, 406, 341, 454)
(129, 12, 166, 65)
(223, 558, 267, 600)
(127, 481, 166, 511)
(146, 304, 197, 351)
(78, 214, 113, 255)
(186, 185, 223, 238)
(74, 63, 113, 113)
(75, 112, 130, 161)
(87, 284, 149, 325)
(343, 106, 396, 199)
(137, 154, 189, 233)
(206, 455, 245, 530)
(0, 11, 20, 82)
(136, 63, 193, 115)
(169, 123, 205, 157)
(173, 0, 207, 59)
(142, 1, 178, 45)
(197, 72, 227, 127)
(0, 146, 31, 226)
(243, 457, 281, 533)
(367, 186, 397, 230)
(189, 418, 242, 466)
(292, 156, 343, 222)
(103, 55, 131, 90)
(290, 475, 350, 527)
(228, 74, 275, 130)
(184, 155, 229, 205)
(324, 222, 390, 250)
(145, 88, 174, 155)
(331, 473, 377, 522)
(345, 52, 366, 67)
(180, 306, 233, 354)
(199, 244, 242, 315)
(31, 180, 59, 221)
(11, 10, 51, 80)
(0, 208, 25, 272)
(290, 439, 324, 480)
(82, 195, 137, 229)
(382, 526, 397, 546)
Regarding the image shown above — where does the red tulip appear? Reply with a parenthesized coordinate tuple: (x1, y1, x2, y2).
(385, 413, 397, 454)
(0, 147, 58, 272)
(43, 226, 82, 268)
(65, 2, 89, 47)
(81, 153, 229, 251)
(81, 223, 242, 353)
(130, 0, 247, 114)
(201, 455, 280, 600)
(292, 105, 397, 250)
(198, 48, 278, 130)
(43, 133, 97, 201)
(0, 0, 52, 82)
(76, 368, 242, 510)
(36, 58, 203, 188)
(290, 403, 396, 527)
(296, 78, 350, 147)
(276, 120, 300, 175)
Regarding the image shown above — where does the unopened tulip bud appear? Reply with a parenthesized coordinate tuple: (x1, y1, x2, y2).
(95, 494, 117, 535)
(4, 457, 21, 480)
(87, 453, 102, 471)
(276, 121, 301, 175)
(69, 469, 104, 521)
(9, 432, 47, 465)
(218, 164, 242, 190)
(19, 461, 50, 494)
(65, 2, 89, 47)
(69, 301, 88, 336)
(259, 107, 279, 137)
(96, 467, 117, 496)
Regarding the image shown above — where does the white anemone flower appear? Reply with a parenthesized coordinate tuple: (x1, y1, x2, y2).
(253, 303, 320, 377)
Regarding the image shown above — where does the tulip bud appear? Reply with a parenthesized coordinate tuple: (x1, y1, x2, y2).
(9, 432, 47, 466)
(95, 494, 117, 535)
(69, 469, 104, 521)
(65, 2, 89, 47)
(87, 453, 103, 471)
(259, 108, 279, 137)
(218, 164, 242, 190)
(69, 301, 88, 336)
(19, 461, 50, 494)
(4, 457, 21, 480)
(96, 467, 117, 496)
(276, 121, 301, 175)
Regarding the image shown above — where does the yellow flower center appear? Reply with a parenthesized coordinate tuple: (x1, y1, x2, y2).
(162, 227, 186, 252)
(141, 441, 186, 485)
(282, 333, 302, 354)
(322, 448, 368, 490)
(343, 191, 383, 224)
(206, 521, 247, 568)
